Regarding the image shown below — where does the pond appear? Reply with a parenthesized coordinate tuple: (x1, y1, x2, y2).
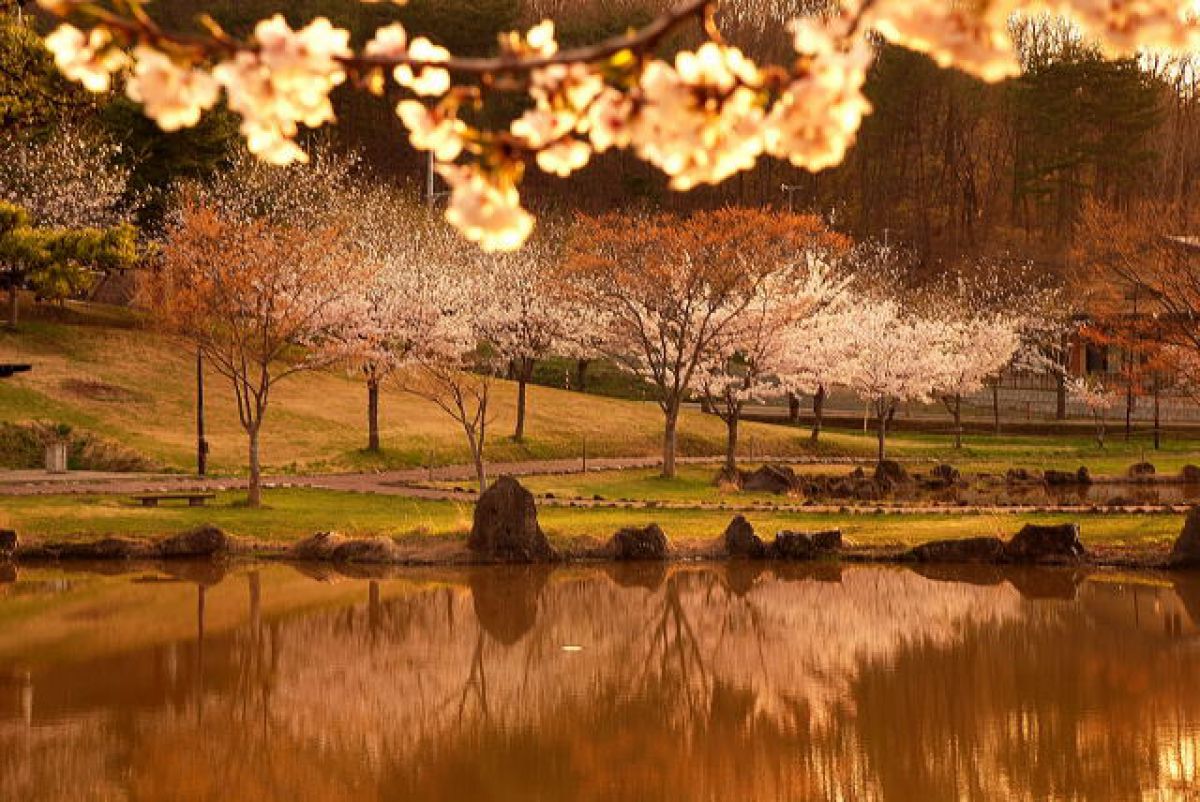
(1, 561, 1199, 801)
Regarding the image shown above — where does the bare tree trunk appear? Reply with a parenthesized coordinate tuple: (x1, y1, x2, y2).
(472, 440, 487, 495)
(366, 375, 381, 452)
(992, 382, 1001, 435)
(787, 392, 801, 424)
(6, 286, 17, 328)
(246, 424, 262, 507)
(662, 408, 679, 479)
(810, 385, 826, 442)
(1124, 379, 1134, 441)
(1154, 377, 1161, 451)
(724, 412, 739, 473)
(576, 358, 590, 392)
(1056, 332, 1068, 420)
(513, 357, 532, 441)
(876, 407, 888, 465)
(951, 394, 963, 449)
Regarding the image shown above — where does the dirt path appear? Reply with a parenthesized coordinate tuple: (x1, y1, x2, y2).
(0, 457, 1189, 516)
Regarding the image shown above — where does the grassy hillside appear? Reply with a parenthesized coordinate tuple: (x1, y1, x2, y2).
(0, 302, 858, 474)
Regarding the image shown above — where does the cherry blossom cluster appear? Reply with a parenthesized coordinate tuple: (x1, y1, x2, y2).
(37, 0, 1200, 250)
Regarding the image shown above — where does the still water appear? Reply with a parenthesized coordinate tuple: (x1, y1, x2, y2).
(1, 560, 1199, 802)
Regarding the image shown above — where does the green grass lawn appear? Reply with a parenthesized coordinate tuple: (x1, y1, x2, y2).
(0, 487, 1183, 550)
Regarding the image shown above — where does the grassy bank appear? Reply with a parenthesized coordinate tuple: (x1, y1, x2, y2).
(5, 302, 1200, 480)
(0, 304, 851, 473)
(0, 487, 1183, 550)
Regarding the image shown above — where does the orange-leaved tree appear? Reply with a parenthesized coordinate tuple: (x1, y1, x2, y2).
(564, 208, 849, 478)
(139, 201, 365, 506)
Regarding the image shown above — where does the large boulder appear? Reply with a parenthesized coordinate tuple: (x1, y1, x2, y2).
(1004, 523, 1086, 563)
(0, 529, 16, 559)
(724, 515, 766, 558)
(157, 524, 230, 558)
(469, 476, 556, 562)
(1171, 507, 1200, 568)
(610, 524, 670, 561)
(290, 531, 347, 561)
(874, 460, 911, 487)
(740, 465, 798, 494)
(909, 537, 1007, 564)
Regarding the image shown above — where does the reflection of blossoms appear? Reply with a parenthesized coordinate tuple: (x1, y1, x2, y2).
(43, 24, 128, 92)
(631, 43, 766, 191)
(127, 47, 220, 132)
(437, 164, 534, 252)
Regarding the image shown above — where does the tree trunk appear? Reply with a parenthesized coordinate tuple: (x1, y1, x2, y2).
(1055, 333, 1068, 420)
(724, 413, 739, 473)
(992, 382, 1001, 435)
(472, 442, 487, 496)
(513, 358, 532, 441)
(787, 392, 801, 424)
(1154, 380, 1161, 451)
(246, 425, 262, 508)
(810, 385, 826, 442)
(366, 376, 381, 452)
(952, 393, 963, 450)
(876, 405, 888, 465)
(1124, 380, 1134, 441)
(576, 358, 590, 392)
(6, 286, 17, 328)
(662, 409, 679, 479)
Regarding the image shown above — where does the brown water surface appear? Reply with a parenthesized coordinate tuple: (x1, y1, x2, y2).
(1, 561, 1199, 801)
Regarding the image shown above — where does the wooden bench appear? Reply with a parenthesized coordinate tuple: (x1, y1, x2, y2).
(131, 492, 217, 508)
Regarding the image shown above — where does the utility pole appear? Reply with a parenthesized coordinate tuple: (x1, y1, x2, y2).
(196, 348, 208, 476)
(780, 183, 801, 213)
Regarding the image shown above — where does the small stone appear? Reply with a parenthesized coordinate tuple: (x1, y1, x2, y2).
(0, 529, 17, 558)
(1182, 465, 1200, 484)
(772, 531, 815, 560)
(610, 524, 670, 561)
(330, 536, 400, 563)
(157, 525, 229, 558)
(874, 460, 911, 487)
(908, 537, 1007, 563)
(740, 465, 798, 494)
(290, 531, 348, 560)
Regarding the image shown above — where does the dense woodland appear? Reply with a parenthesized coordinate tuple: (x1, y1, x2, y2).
(3, 0, 1199, 284)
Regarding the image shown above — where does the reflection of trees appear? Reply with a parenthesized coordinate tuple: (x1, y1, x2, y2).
(6, 565, 1200, 801)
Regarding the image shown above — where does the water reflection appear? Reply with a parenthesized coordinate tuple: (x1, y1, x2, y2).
(1, 562, 1199, 801)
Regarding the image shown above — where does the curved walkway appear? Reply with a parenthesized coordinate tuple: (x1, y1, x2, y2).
(0, 457, 1190, 516)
